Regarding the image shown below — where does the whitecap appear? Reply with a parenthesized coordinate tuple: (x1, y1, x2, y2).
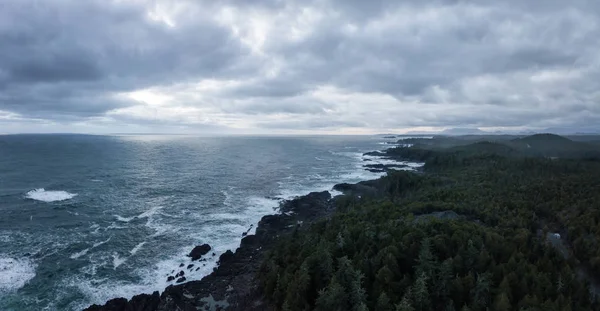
(114, 215, 135, 223)
(221, 189, 233, 207)
(137, 206, 164, 219)
(25, 188, 77, 202)
(129, 242, 146, 256)
(93, 237, 111, 248)
(114, 206, 164, 223)
(112, 253, 126, 269)
(70, 248, 90, 259)
(0, 257, 37, 292)
(70, 237, 111, 259)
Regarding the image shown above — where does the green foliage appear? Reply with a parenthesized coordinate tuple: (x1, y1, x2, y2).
(258, 137, 600, 310)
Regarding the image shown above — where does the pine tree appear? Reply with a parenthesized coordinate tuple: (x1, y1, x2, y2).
(315, 278, 347, 311)
(435, 258, 454, 301)
(412, 272, 431, 311)
(465, 239, 479, 270)
(471, 273, 491, 309)
(377, 292, 394, 311)
(493, 293, 511, 311)
(396, 293, 415, 311)
(335, 257, 367, 311)
(416, 238, 436, 278)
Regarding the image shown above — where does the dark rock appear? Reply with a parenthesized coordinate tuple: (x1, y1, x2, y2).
(84, 291, 160, 311)
(187, 264, 194, 269)
(212, 252, 216, 257)
(364, 163, 408, 170)
(333, 183, 380, 198)
(167, 276, 175, 282)
(364, 151, 386, 157)
(278, 191, 332, 219)
(218, 250, 235, 264)
(188, 244, 212, 261)
(196, 267, 200, 271)
(240, 235, 258, 247)
(176, 271, 185, 277)
(130, 292, 161, 311)
(176, 277, 186, 283)
(179, 263, 184, 268)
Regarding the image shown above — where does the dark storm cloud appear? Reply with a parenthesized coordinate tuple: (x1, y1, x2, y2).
(0, 0, 599, 132)
(0, 0, 251, 118)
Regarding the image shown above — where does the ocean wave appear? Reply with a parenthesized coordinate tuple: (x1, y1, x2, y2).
(0, 257, 36, 292)
(112, 253, 126, 269)
(25, 188, 77, 202)
(70, 248, 90, 259)
(70, 237, 112, 259)
(93, 237, 112, 248)
(114, 205, 164, 223)
(129, 242, 146, 256)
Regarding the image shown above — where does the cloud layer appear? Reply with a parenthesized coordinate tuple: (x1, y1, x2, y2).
(1, 0, 599, 134)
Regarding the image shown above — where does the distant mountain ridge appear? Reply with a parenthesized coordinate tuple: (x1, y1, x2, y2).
(403, 128, 599, 136)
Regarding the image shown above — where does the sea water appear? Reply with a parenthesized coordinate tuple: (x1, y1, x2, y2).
(0, 134, 421, 310)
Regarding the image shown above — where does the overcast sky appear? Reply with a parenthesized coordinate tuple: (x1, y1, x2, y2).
(0, 0, 599, 134)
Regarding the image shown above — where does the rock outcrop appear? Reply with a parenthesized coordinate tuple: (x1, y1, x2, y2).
(84, 191, 333, 311)
(188, 244, 211, 261)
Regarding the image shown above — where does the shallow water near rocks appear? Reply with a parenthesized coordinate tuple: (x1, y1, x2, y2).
(0, 134, 419, 310)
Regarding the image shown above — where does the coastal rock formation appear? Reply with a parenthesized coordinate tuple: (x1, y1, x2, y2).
(84, 191, 334, 311)
(188, 244, 211, 261)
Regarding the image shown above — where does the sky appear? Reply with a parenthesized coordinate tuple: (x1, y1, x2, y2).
(0, 0, 599, 134)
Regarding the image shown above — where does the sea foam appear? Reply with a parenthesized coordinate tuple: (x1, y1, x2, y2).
(0, 257, 36, 292)
(25, 188, 77, 202)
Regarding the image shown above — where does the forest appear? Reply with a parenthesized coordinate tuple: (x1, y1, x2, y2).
(257, 134, 600, 311)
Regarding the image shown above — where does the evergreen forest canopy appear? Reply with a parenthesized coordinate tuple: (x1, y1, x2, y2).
(257, 133, 600, 311)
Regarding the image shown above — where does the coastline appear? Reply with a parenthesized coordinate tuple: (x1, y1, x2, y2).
(84, 148, 412, 311)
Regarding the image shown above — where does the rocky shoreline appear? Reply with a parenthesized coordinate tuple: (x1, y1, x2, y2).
(84, 149, 403, 311)
(84, 191, 340, 311)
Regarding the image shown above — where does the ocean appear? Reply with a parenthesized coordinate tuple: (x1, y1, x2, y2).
(0, 134, 418, 310)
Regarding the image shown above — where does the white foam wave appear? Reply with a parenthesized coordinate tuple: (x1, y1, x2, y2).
(138, 206, 164, 219)
(25, 188, 77, 202)
(70, 248, 90, 259)
(114, 205, 164, 223)
(70, 237, 111, 259)
(93, 237, 112, 248)
(114, 215, 135, 222)
(129, 242, 146, 256)
(112, 253, 126, 269)
(0, 257, 37, 292)
(222, 189, 233, 207)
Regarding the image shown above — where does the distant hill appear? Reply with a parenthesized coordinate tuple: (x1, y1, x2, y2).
(441, 128, 488, 135)
(448, 141, 517, 156)
(399, 133, 600, 160)
(510, 134, 600, 158)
